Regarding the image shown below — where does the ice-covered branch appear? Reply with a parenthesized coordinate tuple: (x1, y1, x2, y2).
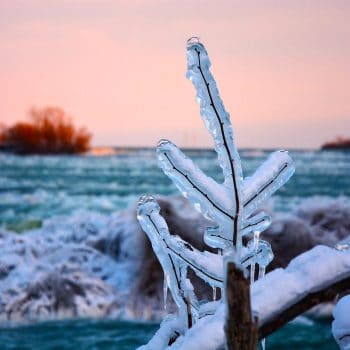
(258, 245, 350, 339)
(137, 38, 295, 349)
(157, 139, 233, 235)
(156, 140, 292, 250)
(157, 141, 294, 227)
(204, 211, 272, 249)
(186, 37, 243, 249)
(137, 195, 197, 327)
(260, 273, 350, 339)
(166, 245, 350, 350)
(138, 316, 185, 350)
(138, 200, 274, 288)
(242, 150, 294, 217)
(152, 37, 294, 253)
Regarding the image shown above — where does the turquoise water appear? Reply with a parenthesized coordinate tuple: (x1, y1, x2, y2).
(1, 149, 350, 228)
(0, 319, 338, 349)
(0, 149, 349, 349)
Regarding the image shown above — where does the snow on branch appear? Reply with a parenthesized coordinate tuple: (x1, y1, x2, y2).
(167, 245, 350, 350)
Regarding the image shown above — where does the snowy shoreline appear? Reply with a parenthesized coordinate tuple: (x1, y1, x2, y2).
(0, 196, 350, 325)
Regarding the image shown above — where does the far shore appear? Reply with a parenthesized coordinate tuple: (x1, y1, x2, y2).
(1, 144, 350, 157)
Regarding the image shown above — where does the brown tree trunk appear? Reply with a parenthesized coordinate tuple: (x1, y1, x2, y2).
(225, 261, 258, 350)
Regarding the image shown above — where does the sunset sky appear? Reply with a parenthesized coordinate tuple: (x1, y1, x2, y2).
(1, 0, 349, 149)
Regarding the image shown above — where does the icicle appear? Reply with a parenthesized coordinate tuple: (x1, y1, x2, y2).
(258, 265, 266, 280)
(212, 286, 217, 301)
(257, 235, 267, 350)
(254, 231, 260, 249)
(249, 231, 259, 284)
(163, 274, 168, 310)
(217, 248, 223, 299)
(250, 263, 256, 285)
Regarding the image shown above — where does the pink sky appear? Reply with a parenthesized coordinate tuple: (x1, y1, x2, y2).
(1, 0, 349, 148)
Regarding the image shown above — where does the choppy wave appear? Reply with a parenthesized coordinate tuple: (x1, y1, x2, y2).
(0, 149, 349, 324)
(1, 195, 350, 324)
(1, 149, 350, 229)
(0, 318, 338, 350)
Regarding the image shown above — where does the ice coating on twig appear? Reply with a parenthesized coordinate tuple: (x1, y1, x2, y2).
(242, 150, 294, 217)
(157, 40, 294, 249)
(175, 39, 243, 250)
(137, 195, 197, 327)
(166, 246, 350, 350)
(137, 205, 274, 288)
(137, 38, 294, 349)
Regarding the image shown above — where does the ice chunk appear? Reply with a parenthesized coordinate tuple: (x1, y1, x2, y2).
(332, 296, 350, 350)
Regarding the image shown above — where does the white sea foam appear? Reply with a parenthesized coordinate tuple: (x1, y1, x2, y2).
(0, 196, 349, 324)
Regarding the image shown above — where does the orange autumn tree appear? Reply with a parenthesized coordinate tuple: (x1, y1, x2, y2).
(1, 107, 91, 154)
(0, 123, 6, 144)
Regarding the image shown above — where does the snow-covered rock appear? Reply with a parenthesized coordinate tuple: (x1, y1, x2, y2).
(333, 295, 350, 350)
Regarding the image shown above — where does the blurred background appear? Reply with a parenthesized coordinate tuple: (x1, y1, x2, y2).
(0, 1, 349, 349)
(1, 0, 349, 149)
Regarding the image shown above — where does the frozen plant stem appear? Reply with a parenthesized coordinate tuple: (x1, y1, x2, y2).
(137, 38, 295, 350)
(190, 41, 243, 252)
(137, 196, 197, 329)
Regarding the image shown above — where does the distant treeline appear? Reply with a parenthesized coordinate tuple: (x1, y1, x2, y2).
(321, 136, 350, 150)
(0, 107, 91, 154)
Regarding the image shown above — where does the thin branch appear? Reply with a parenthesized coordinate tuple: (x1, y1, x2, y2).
(163, 152, 232, 219)
(259, 273, 350, 339)
(195, 47, 242, 248)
